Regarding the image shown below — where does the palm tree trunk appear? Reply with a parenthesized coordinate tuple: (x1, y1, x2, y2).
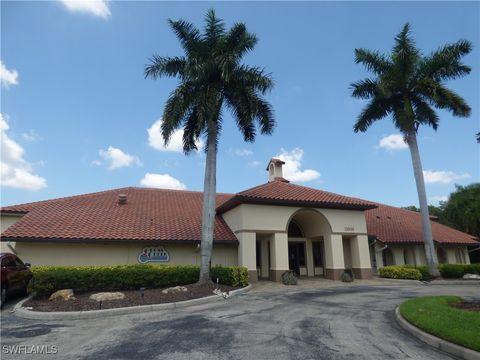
(198, 119, 217, 284)
(405, 130, 441, 277)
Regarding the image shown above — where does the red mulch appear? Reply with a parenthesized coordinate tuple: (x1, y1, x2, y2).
(25, 283, 237, 312)
(450, 301, 480, 312)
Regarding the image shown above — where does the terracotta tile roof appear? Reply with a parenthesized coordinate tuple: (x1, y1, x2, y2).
(366, 203, 478, 245)
(1, 187, 237, 243)
(217, 180, 377, 212)
(1, 186, 477, 247)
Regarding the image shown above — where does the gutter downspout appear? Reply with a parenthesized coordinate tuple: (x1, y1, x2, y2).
(468, 245, 480, 253)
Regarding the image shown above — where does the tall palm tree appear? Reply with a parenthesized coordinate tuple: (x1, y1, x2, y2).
(145, 9, 275, 283)
(351, 23, 472, 277)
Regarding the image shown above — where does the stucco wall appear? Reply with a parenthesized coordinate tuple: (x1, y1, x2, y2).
(375, 243, 471, 267)
(11, 242, 238, 267)
(0, 214, 23, 253)
(222, 204, 367, 235)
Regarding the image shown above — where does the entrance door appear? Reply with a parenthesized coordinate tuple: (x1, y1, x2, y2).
(288, 243, 305, 276)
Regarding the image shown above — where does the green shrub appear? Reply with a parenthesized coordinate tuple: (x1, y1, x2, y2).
(403, 265, 431, 280)
(379, 265, 422, 280)
(31, 264, 248, 298)
(281, 271, 298, 285)
(211, 266, 249, 287)
(341, 272, 353, 282)
(438, 264, 480, 278)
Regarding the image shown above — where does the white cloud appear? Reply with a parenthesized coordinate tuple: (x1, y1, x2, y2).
(147, 119, 204, 153)
(423, 170, 470, 184)
(378, 134, 408, 150)
(276, 148, 320, 182)
(59, 0, 111, 19)
(22, 129, 40, 142)
(234, 149, 253, 156)
(249, 160, 261, 167)
(0, 114, 47, 191)
(140, 173, 187, 190)
(0, 61, 19, 88)
(98, 146, 142, 170)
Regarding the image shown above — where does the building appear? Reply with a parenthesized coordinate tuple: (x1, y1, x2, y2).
(1, 159, 478, 282)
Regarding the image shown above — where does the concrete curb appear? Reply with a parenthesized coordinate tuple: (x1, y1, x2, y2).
(427, 280, 480, 286)
(394, 306, 480, 360)
(372, 277, 423, 285)
(13, 284, 252, 320)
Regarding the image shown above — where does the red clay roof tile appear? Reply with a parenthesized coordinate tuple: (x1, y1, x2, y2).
(366, 203, 478, 245)
(217, 180, 377, 212)
(1, 187, 236, 243)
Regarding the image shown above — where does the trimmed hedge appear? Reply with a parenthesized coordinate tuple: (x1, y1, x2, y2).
(438, 264, 480, 278)
(403, 265, 431, 280)
(210, 266, 249, 288)
(31, 264, 248, 298)
(378, 265, 422, 280)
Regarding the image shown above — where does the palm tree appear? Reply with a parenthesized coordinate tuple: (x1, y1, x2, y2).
(145, 9, 275, 283)
(351, 23, 472, 277)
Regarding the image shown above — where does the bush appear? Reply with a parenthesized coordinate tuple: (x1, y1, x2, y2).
(438, 264, 480, 278)
(341, 272, 353, 282)
(403, 265, 431, 280)
(31, 264, 248, 298)
(210, 266, 249, 287)
(379, 265, 422, 280)
(281, 271, 298, 285)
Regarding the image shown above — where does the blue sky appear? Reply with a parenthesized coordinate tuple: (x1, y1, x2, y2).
(1, 1, 479, 207)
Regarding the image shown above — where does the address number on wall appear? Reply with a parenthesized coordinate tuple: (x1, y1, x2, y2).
(344, 227, 355, 231)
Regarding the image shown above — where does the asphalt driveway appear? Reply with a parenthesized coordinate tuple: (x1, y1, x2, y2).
(1, 283, 479, 360)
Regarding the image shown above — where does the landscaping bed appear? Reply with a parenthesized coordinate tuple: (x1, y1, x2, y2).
(24, 283, 237, 312)
(399, 296, 480, 352)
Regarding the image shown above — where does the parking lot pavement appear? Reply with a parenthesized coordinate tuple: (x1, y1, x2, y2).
(1, 284, 479, 360)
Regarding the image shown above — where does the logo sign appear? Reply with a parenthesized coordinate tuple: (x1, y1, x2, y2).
(138, 246, 170, 263)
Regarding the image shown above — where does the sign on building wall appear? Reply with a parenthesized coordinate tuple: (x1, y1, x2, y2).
(138, 246, 170, 263)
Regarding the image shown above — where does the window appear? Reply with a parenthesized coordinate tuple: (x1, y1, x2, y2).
(1, 256, 15, 268)
(288, 221, 304, 237)
(14, 256, 24, 267)
(312, 241, 323, 267)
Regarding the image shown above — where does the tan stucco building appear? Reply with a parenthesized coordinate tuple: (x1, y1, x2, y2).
(1, 159, 478, 282)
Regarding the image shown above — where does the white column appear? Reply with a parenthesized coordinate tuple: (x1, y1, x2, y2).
(446, 248, 457, 264)
(374, 243, 384, 268)
(261, 239, 269, 278)
(237, 231, 257, 282)
(269, 233, 289, 282)
(414, 245, 426, 265)
(463, 247, 471, 264)
(350, 235, 371, 268)
(392, 248, 405, 265)
(324, 234, 344, 280)
(306, 238, 314, 277)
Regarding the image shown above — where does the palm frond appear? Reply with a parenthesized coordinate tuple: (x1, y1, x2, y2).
(204, 8, 225, 45)
(353, 99, 391, 132)
(421, 40, 472, 81)
(234, 65, 274, 94)
(350, 78, 379, 99)
(354, 49, 390, 75)
(226, 23, 257, 57)
(144, 56, 186, 79)
(162, 83, 197, 143)
(168, 19, 202, 57)
(412, 97, 439, 130)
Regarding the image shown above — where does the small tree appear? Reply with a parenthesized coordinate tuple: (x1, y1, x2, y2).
(351, 23, 472, 277)
(145, 9, 275, 283)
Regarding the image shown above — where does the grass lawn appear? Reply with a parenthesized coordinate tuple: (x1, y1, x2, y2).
(399, 296, 480, 352)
